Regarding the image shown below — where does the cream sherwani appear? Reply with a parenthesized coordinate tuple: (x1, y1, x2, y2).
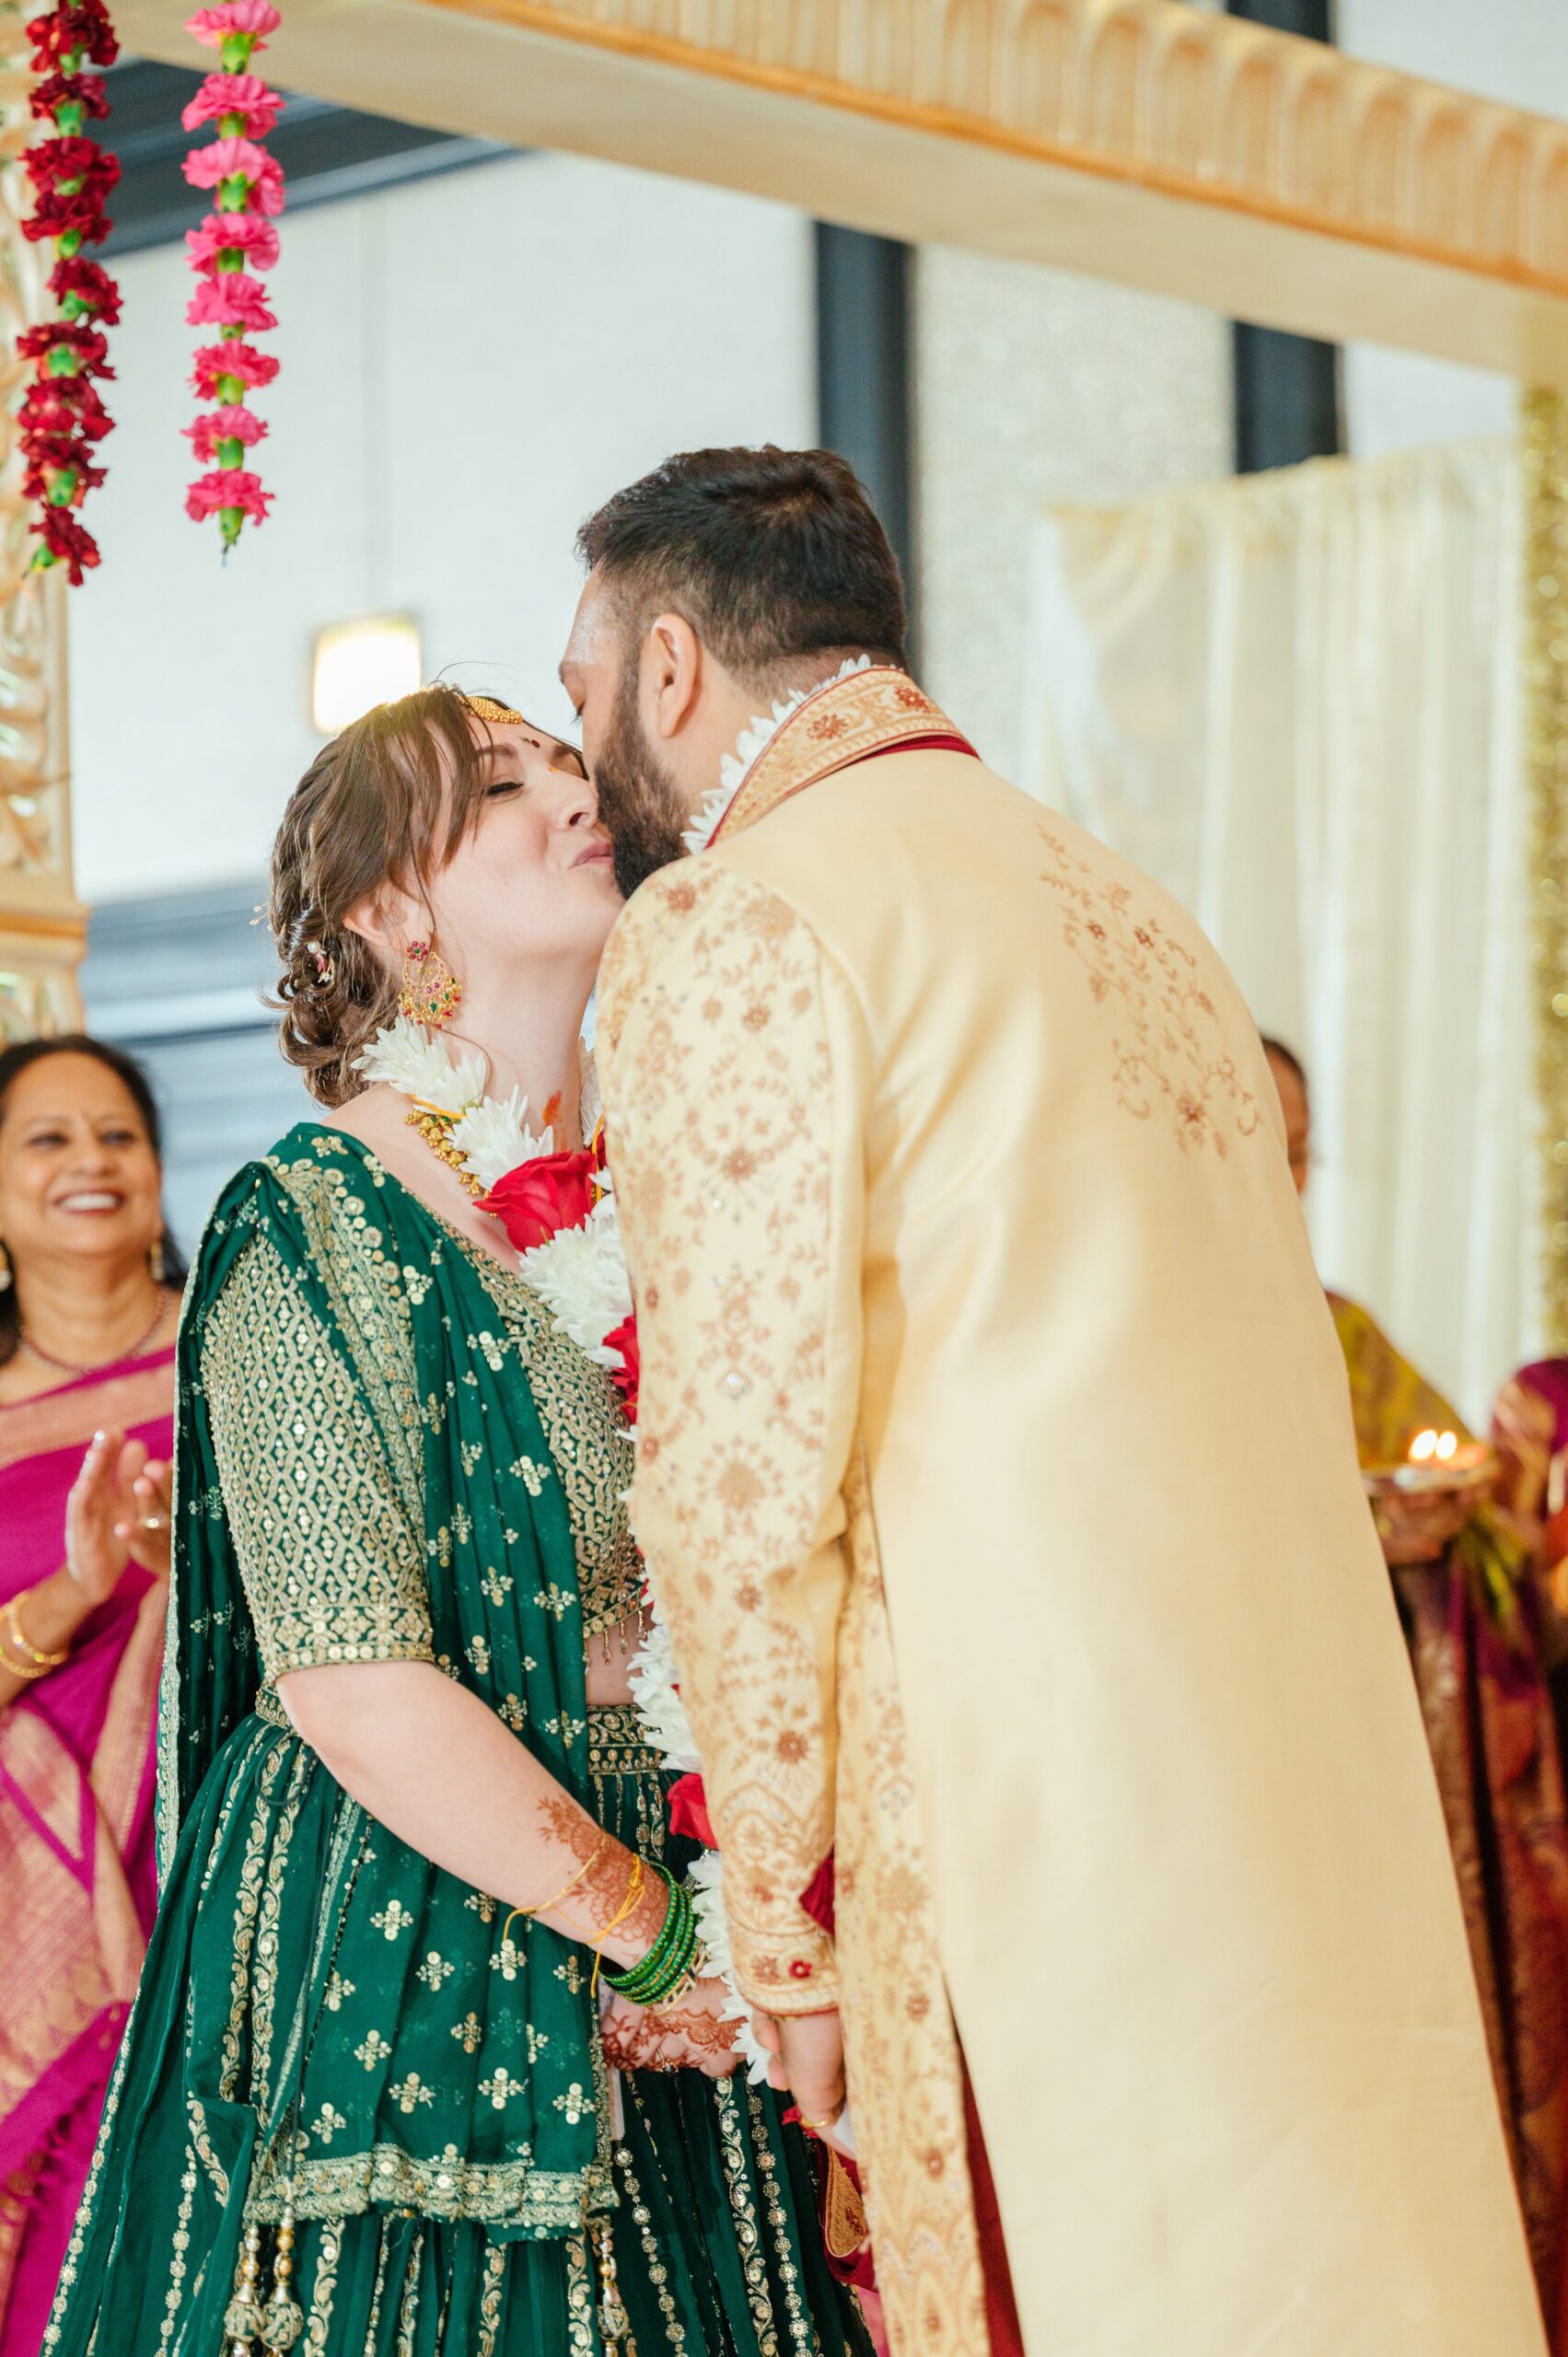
(596, 668, 1544, 2357)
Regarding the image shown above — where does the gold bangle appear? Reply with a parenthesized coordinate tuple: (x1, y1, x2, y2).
(501, 1832, 610, 1949)
(0, 1627, 49, 1680)
(3, 1594, 67, 1669)
(590, 1855, 646, 1997)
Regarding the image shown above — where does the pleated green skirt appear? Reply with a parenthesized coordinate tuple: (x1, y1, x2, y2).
(46, 1707, 870, 2357)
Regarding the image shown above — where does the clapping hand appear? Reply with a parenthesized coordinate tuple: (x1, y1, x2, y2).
(66, 1428, 173, 1603)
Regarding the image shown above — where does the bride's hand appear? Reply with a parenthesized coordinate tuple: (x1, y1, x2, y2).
(600, 1979, 743, 2079)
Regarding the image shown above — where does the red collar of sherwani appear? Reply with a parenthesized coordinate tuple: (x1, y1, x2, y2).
(707, 664, 977, 846)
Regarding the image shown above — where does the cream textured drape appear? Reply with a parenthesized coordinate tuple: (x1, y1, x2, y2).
(1024, 439, 1535, 1423)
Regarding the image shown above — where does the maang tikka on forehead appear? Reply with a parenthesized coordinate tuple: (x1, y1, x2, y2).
(459, 693, 524, 726)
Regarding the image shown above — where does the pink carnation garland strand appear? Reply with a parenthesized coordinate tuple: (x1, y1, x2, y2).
(180, 0, 284, 551)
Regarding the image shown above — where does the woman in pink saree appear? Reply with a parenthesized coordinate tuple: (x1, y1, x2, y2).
(0, 1038, 181, 2351)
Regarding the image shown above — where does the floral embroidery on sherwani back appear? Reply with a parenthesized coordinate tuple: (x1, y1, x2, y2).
(1037, 824, 1263, 1157)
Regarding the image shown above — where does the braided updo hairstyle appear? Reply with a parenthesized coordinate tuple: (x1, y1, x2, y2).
(270, 685, 496, 1108)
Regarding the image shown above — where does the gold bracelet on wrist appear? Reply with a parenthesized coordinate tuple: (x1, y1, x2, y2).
(2, 1592, 68, 1671)
(0, 1621, 52, 1680)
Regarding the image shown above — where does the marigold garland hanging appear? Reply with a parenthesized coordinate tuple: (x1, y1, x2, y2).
(17, 0, 122, 585)
(180, 0, 283, 552)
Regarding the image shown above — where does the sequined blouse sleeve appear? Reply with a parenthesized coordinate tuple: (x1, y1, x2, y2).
(200, 1230, 435, 1680)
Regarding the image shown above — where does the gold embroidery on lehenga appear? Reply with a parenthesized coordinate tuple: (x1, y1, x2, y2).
(748, 2087, 811, 2357)
(453, 1245, 642, 1642)
(222, 1742, 285, 2099)
(1037, 825, 1262, 1159)
(394, 2223, 424, 2356)
(713, 2078, 777, 2357)
(244, 2144, 601, 2230)
(614, 2115, 687, 2357)
(478, 2241, 506, 2357)
(304, 2219, 343, 2350)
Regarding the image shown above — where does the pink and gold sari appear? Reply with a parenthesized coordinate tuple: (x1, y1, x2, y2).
(0, 1346, 173, 2353)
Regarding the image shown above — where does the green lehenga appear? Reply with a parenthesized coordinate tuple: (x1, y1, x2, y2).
(45, 1126, 866, 2357)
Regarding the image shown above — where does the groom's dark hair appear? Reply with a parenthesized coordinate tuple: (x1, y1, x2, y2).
(577, 446, 908, 691)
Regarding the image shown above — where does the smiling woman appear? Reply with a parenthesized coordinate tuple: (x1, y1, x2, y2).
(0, 1037, 184, 2356)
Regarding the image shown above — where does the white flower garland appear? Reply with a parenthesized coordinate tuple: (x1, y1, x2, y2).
(682, 653, 872, 855)
(357, 1014, 771, 2076)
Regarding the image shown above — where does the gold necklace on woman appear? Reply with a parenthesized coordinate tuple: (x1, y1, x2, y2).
(20, 1293, 169, 1378)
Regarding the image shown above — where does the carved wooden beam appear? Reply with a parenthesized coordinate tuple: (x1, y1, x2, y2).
(0, 17, 83, 1044)
(114, 0, 1568, 379)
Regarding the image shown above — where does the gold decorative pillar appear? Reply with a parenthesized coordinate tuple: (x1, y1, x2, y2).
(0, 7, 82, 1044)
(1524, 388, 1568, 1352)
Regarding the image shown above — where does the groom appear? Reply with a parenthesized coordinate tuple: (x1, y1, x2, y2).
(563, 447, 1544, 2357)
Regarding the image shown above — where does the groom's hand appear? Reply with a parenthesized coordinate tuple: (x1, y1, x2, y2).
(767, 2008, 846, 2130)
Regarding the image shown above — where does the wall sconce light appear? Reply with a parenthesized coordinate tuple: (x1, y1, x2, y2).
(310, 614, 423, 735)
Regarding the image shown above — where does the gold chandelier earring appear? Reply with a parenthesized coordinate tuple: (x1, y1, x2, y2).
(399, 939, 462, 1029)
(0, 1237, 10, 1295)
(149, 1237, 168, 1284)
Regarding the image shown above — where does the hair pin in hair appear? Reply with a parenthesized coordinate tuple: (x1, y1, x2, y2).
(308, 941, 335, 987)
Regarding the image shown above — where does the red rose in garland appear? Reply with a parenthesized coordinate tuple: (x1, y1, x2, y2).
(180, 1, 285, 552)
(17, 0, 121, 583)
(479, 1148, 600, 1256)
(603, 1311, 640, 1424)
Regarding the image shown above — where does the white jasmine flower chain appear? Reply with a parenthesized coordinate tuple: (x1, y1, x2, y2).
(682, 654, 872, 855)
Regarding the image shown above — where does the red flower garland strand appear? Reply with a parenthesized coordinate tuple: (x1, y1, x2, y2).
(17, 0, 122, 585)
(180, 1, 283, 551)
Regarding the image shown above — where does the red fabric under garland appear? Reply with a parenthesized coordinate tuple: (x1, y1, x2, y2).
(17, 0, 122, 583)
(180, 0, 284, 550)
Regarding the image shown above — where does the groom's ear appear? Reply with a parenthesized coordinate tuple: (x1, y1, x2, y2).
(645, 611, 703, 742)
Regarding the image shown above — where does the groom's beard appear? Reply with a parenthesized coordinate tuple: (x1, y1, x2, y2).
(595, 666, 691, 901)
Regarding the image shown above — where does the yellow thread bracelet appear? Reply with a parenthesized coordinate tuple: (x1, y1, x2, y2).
(500, 1833, 610, 1949)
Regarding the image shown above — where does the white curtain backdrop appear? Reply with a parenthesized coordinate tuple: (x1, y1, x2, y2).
(1023, 439, 1536, 1425)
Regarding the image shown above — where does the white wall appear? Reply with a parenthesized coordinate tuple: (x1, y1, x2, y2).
(69, 152, 816, 902)
(913, 251, 1232, 778)
(1339, 0, 1568, 457)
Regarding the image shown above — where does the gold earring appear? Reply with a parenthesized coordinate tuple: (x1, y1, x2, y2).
(399, 939, 462, 1029)
(149, 1237, 167, 1285)
(0, 1238, 10, 1295)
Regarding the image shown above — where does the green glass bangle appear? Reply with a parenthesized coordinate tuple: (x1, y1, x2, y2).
(606, 1867, 701, 2005)
(610, 1877, 691, 2004)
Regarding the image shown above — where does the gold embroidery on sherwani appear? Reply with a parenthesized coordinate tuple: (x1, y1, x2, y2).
(1037, 823, 1262, 1157)
(598, 826, 989, 2357)
(713, 666, 958, 843)
(599, 863, 842, 2001)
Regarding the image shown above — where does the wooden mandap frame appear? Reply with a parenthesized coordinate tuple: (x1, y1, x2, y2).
(6, 0, 1568, 1312)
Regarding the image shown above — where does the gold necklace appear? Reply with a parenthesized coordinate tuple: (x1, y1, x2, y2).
(404, 1105, 484, 1198)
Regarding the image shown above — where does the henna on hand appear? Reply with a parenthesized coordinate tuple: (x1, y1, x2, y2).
(600, 1995, 678, 2073)
(531, 1793, 667, 1955)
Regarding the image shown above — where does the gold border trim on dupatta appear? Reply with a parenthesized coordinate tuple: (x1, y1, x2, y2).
(713, 668, 967, 845)
(1524, 389, 1568, 1353)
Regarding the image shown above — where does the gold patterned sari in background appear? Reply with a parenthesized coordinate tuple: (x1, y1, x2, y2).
(1332, 1295, 1568, 2349)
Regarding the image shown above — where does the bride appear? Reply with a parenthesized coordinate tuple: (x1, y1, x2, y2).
(46, 686, 870, 2357)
